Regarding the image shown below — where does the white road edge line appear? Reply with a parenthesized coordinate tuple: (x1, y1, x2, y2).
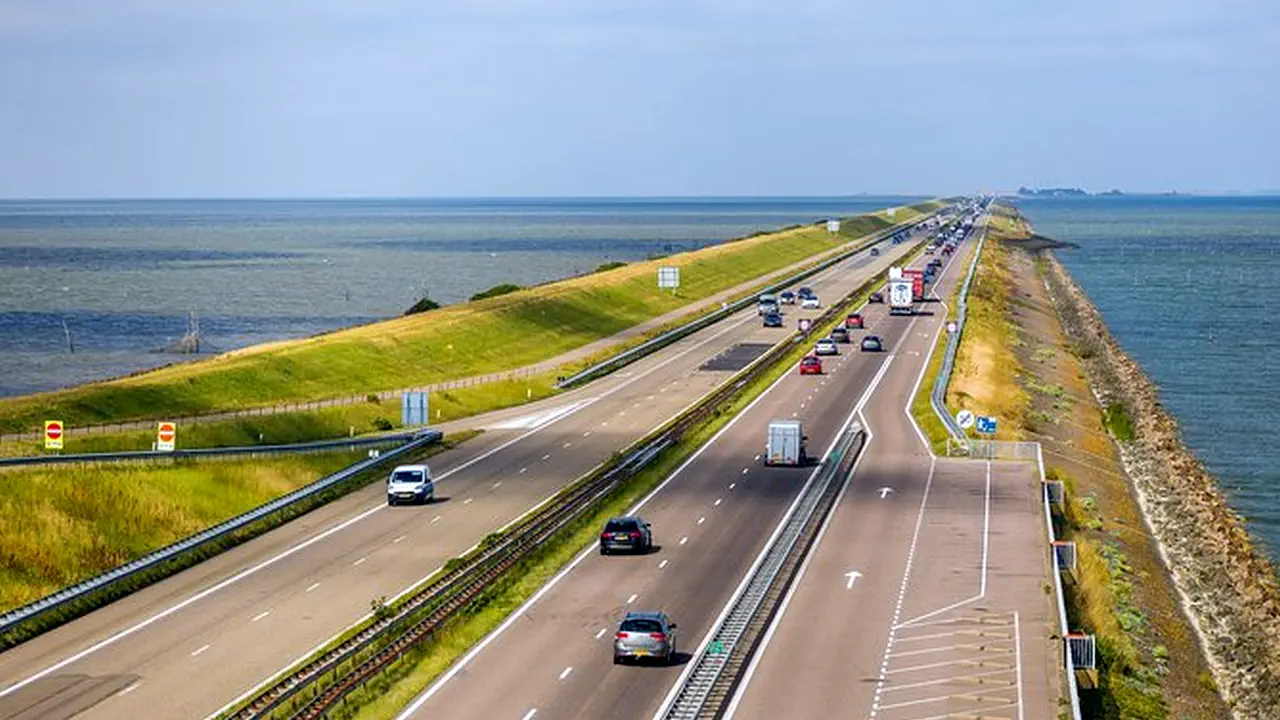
(520, 709, 537, 720)
(190, 644, 210, 657)
(396, 356, 800, 719)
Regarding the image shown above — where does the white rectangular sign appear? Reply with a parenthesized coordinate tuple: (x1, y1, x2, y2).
(826, 219, 841, 233)
(658, 266, 680, 289)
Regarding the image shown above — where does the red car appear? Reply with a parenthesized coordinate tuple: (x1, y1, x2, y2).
(799, 355, 823, 375)
(845, 313, 864, 329)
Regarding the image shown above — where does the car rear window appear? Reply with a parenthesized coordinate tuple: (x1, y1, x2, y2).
(605, 519, 637, 532)
(620, 618, 663, 633)
(391, 471, 423, 483)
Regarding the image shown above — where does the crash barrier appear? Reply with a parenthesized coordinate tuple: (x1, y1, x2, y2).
(929, 210, 990, 448)
(0, 430, 442, 644)
(1038, 444, 1086, 720)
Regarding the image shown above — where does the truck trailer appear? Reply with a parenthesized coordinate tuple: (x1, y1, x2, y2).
(765, 420, 807, 466)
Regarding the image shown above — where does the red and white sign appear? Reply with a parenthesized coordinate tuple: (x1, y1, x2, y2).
(44, 420, 64, 450)
(157, 422, 177, 452)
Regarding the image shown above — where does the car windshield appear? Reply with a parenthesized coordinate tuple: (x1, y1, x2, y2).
(391, 471, 423, 483)
(605, 519, 637, 532)
(620, 618, 663, 633)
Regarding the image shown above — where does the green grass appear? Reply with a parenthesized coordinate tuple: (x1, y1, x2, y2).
(0, 201, 942, 434)
(222, 241, 896, 720)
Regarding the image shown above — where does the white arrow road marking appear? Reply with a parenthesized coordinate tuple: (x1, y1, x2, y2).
(878, 487, 894, 499)
(845, 570, 863, 589)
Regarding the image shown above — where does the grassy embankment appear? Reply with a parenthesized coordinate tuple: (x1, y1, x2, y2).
(0, 431, 478, 637)
(224, 254, 894, 720)
(965, 203, 1222, 718)
(0, 202, 942, 456)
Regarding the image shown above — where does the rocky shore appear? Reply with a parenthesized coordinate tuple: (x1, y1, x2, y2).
(1040, 252, 1280, 718)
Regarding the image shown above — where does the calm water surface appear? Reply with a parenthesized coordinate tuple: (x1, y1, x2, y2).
(1015, 195, 1280, 560)
(0, 197, 921, 397)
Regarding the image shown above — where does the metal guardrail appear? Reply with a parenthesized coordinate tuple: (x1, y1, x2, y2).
(555, 209, 948, 390)
(0, 431, 428, 468)
(929, 209, 990, 446)
(0, 430, 442, 640)
(1039, 443, 1084, 720)
(224, 227, 910, 720)
(658, 421, 866, 719)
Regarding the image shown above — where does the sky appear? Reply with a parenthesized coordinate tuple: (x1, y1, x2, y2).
(1, 0, 1277, 198)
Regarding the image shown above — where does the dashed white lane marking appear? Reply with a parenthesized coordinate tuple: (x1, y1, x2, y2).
(493, 482, 502, 489)
(463, 498, 473, 505)
(646, 395, 655, 400)
(729, 483, 736, 490)
(714, 498, 722, 506)
(595, 628, 608, 640)
(583, 431, 591, 437)
(353, 557, 366, 566)
(680, 536, 688, 545)
(563, 442, 572, 449)
(627, 594, 638, 604)
(754, 454, 761, 461)
(251, 611, 271, 623)
(393, 535, 405, 544)
(602, 421, 609, 427)
(659, 559, 669, 569)
(619, 411, 626, 416)
(697, 517, 706, 525)
(521, 710, 537, 720)
(190, 644, 210, 657)
(431, 516, 442, 524)
(741, 467, 749, 475)
(558, 666, 573, 681)
(305, 582, 320, 593)
(116, 682, 140, 697)
(520, 467, 528, 474)
(792, 412, 798, 417)
(542, 454, 551, 460)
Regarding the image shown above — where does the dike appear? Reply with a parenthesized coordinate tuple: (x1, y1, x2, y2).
(1040, 252, 1280, 718)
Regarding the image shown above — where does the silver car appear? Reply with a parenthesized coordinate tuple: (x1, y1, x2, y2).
(614, 611, 678, 665)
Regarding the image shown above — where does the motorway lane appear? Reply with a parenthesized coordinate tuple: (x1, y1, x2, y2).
(393, 250, 946, 720)
(725, 217, 1058, 720)
(0, 221, 940, 720)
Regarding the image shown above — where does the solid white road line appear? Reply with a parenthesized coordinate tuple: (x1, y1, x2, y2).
(305, 582, 321, 593)
(191, 645, 210, 657)
(352, 557, 366, 566)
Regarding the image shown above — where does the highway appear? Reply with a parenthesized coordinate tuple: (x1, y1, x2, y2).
(390, 224, 976, 719)
(0, 216, 940, 720)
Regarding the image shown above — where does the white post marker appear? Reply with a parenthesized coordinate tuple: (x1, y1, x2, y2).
(844, 570, 863, 589)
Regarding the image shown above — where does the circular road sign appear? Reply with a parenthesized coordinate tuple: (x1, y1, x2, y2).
(956, 409, 976, 429)
(799, 318, 812, 332)
(158, 423, 176, 442)
(46, 421, 63, 440)
(947, 321, 958, 334)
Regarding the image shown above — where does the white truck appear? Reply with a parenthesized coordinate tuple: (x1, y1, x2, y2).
(888, 276, 914, 315)
(765, 420, 808, 466)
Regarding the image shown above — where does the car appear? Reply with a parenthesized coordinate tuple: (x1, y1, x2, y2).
(779, 290, 796, 304)
(600, 515, 653, 555)
(861, 335, 884, 352)
(799, 355, 823, 375)
(614, 611, 677, 665)
(868, 292, 885, 304)
(762, 312, 784, 328)
(845, 313, 864, 329)
(870, 247, 880, 256)
(801, 296, 821, 309)
(814, 337, 838, 356)
(757, 294, 778, 315)
(386, 464, 434, 505)
(830, 326, 851, 343)
(797, 286, 815, 300)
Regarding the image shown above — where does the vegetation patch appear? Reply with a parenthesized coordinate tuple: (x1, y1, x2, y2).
(1101, 402, 1135, 443)
(468, 283, 523, 302)
(0, 201, 942, 435)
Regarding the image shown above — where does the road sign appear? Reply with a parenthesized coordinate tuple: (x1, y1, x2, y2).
(157, 422, 177, 452)
(44, 420, 64, 450)
(657, 266, 680, 289)
(401, 391, 428, 427)
(798, 318, 812, 333)
(956, 409, 975, 429)
(947, 321, 958, 334)
(826, 219, 841, 233)
(976, 415, 997, 434)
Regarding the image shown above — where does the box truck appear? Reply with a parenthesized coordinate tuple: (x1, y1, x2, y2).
(888, 278, 914, 315)
(765, 420, 807, 466)
(902, 268, 925, 301)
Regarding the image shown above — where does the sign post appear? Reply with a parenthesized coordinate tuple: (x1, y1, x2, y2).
(157, 422, 177, 452)
(44, 420, 64, 451)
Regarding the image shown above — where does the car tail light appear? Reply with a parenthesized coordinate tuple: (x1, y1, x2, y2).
(629, 531, 642, 539)
(650, 633, 667, 641)
(616, 632, 627, 640)
(601, 532, 610, 539)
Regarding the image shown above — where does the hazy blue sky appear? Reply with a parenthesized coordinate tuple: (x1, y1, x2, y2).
(2, 1, 1277, 198)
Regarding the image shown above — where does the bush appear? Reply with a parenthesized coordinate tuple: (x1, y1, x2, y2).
(469, 283, 523, 302)
(404, 295, 441, 316)
(371, 417, 394, 431)
(593, 261, 627, 274)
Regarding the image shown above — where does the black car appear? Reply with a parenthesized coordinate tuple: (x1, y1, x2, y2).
(762, 312, 784, 328)
(830, 326, 851, 343)
(868, 291, 885, 303)
(779, 291, 796, 304)
(861, 335, 884, 352)
(600, 516, 654, 555)
(870, 247, 880, 256)
(797, 286, 815, 300)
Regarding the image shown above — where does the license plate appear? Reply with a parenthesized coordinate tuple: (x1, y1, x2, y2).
(398, 493, 414, 498)
(614, 534, 628, 541)
(633, 650, 650, 657)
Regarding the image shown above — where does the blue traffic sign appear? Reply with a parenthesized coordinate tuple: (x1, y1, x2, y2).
(976, 416, 997, 434)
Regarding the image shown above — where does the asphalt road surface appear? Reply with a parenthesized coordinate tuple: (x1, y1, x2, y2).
(391, 232, 976, 720)
(0, 221, 938, 720)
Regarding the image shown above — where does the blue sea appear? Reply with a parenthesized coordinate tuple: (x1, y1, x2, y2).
(1014, 195, 1280, 560)
(0, 197, 922, 398)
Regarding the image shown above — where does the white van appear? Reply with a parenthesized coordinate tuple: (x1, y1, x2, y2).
(387, 464, 434, 506)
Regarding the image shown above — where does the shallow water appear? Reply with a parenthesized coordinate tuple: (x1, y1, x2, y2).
(1016, 195, 1280, 561)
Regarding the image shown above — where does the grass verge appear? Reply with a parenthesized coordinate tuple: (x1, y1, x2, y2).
(0, 202, 942, 434)
(0, 431, 479, 648)
(225, 241, 898, 720)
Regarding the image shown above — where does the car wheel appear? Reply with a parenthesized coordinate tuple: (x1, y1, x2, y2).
(600, 546, 609, 556)
(388, 497, 396, 507)
(614, 654, 623, 665)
